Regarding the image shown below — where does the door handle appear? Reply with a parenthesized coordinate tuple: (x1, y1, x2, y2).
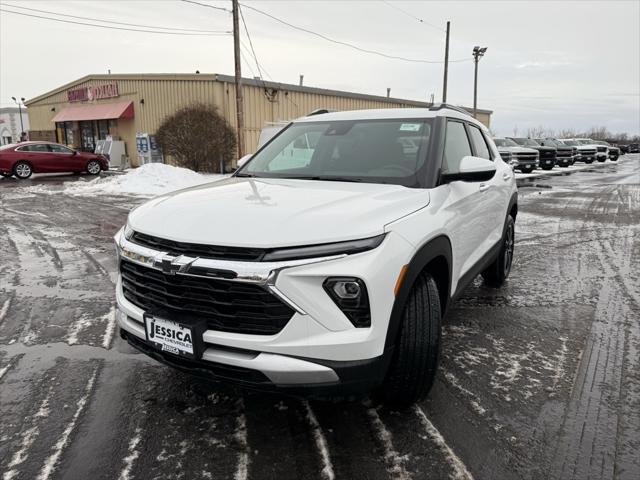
(479, 183, 490, 192)
(502, 173, 512, 181)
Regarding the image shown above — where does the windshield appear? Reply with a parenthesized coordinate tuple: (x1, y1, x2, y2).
(494, 138, 518, 147)
(238, 119, 433, 187)
(577, 140, 593, 145)
(561, 140, 578, 146)
(511, 138, 540, 147)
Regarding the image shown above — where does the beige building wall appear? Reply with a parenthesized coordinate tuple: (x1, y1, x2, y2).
(26, 74, 493, 167)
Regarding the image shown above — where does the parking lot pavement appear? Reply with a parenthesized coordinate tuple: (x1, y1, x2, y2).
(1, 156, 639, 480)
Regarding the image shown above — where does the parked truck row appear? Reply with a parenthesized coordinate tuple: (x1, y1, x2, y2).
(493, 137, 622, 173)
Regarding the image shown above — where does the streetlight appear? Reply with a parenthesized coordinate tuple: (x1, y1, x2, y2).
(472, 46, 487, 119)
(11, 96, 26, 141)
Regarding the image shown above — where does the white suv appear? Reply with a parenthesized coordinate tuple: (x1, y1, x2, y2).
(114, 105, 518, 405)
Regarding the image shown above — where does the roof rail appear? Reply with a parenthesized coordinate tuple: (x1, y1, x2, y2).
(428, 103, 472, 117)
(307, 108, 336, 116)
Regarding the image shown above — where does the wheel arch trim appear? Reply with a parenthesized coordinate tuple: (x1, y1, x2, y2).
(383, 235, 452, 356)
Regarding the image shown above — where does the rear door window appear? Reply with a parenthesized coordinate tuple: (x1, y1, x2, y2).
(468, 125, 492, 160)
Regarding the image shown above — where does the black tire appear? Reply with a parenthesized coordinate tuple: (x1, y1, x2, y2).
(13, 161, 33, 179)
(520, 166, 534, 173)
(585, 160, 594, 164)
(482, 215, 515, 287)
(541, 166, 553, 170)
(380, 273, 441, 407)
(86, 160, 102, 175)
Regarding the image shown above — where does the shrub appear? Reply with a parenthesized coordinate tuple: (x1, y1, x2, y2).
(156, 103, 236, 173)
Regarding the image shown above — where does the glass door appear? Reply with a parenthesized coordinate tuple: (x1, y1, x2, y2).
(79, 121, 96, 152)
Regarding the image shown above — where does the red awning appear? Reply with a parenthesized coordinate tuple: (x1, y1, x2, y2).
(52, 101, 134, 122)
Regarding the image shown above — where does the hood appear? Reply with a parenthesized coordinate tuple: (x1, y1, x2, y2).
(128, 177, 430, 248)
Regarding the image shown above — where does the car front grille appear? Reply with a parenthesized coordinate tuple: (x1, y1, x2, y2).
(596, 146, 607, 153)
(557, 149, 572, 158)
(580, 149, 596, 155)
(131, 231, 267, 262)
(120, 260, 295, 335)
(513, 153, 537, 160)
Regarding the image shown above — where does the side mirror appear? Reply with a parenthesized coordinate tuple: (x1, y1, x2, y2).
(236, 153, 253, 170)
(441, 156, 497, 183)
(72, 150, 77, 155)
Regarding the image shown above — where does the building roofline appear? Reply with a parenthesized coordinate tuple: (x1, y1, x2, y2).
(24, 73, 492, 115)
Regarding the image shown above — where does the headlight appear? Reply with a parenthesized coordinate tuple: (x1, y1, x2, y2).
(323, 277, 371, 328)
(123, 222, 134, 241)
(262, 234, 385, 262)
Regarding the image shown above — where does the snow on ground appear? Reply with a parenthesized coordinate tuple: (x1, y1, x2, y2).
(62, 164, 226, 197)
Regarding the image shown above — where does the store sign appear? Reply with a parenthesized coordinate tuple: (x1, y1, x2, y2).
(68, 83, 119, 102)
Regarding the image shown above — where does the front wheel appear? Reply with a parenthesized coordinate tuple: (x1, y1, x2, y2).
(520, 166, 534, 173)
(13, 161, 33, 179)
(482, 215, 515, 287)
(86, 160, 102, 175)
(380, 273, 441, 407)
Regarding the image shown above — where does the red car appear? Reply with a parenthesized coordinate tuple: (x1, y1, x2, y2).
(0, 142, 109, 180)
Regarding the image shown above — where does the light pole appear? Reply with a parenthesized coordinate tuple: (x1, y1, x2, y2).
(11, 96, 26, 140)
(472, 46, 487, 119)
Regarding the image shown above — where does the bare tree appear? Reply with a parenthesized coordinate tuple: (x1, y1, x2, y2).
(156, 103, 236, 173)
(526, 125, 555, 139)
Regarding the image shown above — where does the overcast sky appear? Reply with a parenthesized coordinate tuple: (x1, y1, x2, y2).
(1, 0, 639, 135)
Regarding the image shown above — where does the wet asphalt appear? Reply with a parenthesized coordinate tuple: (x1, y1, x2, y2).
(0, 157, 639, 480)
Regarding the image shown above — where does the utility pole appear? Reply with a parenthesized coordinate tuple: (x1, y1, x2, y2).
(472, 46, 487, 119)
(442, 21, 450, 103)
(232, 0, 244, 158)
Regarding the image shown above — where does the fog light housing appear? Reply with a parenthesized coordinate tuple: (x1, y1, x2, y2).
(323, 277, 370, 328)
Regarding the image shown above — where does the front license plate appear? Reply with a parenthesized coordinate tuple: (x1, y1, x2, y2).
(144, 315, 195, 358)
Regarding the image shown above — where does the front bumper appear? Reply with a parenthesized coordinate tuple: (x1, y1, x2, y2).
(114, 229, 413, 391)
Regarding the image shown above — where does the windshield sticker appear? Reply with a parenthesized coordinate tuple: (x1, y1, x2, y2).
(399, 123, 422, 132)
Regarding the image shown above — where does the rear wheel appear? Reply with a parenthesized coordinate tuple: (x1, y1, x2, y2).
(13, 161, 33, 179)
(380, 273, 441, 407)
(86, 160, 101, 175)
(482, 215, 515, 287)
(520, 166, 534, 173)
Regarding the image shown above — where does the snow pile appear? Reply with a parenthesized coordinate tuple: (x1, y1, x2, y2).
(62, 163, 226, 197)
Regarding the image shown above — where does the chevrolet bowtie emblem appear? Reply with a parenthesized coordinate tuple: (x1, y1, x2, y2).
(153, 255, 198, 275)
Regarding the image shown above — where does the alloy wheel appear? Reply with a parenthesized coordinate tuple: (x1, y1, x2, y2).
(15, 163, 31, 178)
(88, 161, 101, 174)
(503, 223, 514, 275)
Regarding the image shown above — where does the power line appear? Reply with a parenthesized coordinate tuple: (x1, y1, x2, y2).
(180, 0, 230, 13)
(0, 8, 232, 36)
(238, 3, 469, 64)
(238, 5, 264, 80)
(3, 3, 230, 33)
(380, 0, 445, 32)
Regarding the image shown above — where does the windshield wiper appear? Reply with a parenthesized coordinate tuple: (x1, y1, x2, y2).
(234, 173, 256, 177)
(290, 176, 363, 183)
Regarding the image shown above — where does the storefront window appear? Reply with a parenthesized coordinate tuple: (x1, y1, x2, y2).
(55, 121, 75, 147)
(80, 121, 96, 152)
(97, 120, 109, 140)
